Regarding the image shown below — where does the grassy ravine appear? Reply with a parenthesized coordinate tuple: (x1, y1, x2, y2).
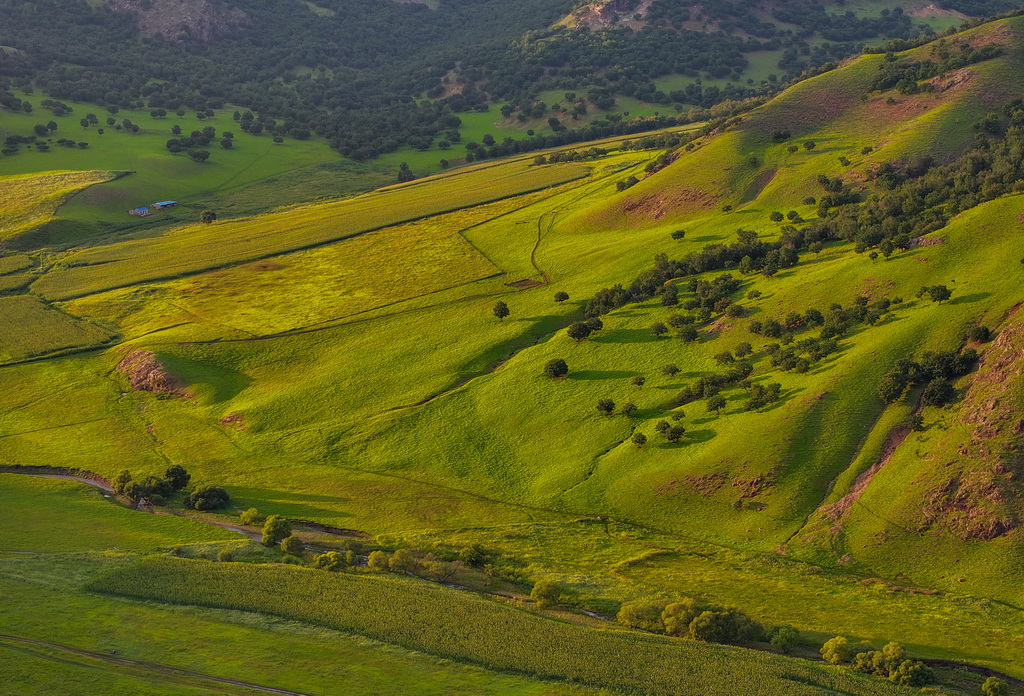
(90, 556, 902, 696)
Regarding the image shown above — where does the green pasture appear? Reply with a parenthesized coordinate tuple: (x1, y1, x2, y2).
(0, 555, 591, 696)
(0, 95, 339, 226)
(0, 474, 236, 552)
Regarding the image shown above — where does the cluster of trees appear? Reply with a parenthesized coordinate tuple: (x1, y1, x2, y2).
(110, 465, 227, 509)
(821, 637, 933, 687)
(871, 39, 1002, 94)
(805, 98, 1024, 258)
(878, 348, 978, 406)
(616, 596, 782, 647)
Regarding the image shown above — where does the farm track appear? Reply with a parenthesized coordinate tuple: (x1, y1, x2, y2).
(0, 633, 317, 696)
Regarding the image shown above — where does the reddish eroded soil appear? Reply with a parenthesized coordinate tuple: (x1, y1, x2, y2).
(116, 350, 186, 396)
(622, 187, 719, 221)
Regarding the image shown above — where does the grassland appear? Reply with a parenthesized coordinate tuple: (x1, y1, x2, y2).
(0, 474, 237, 552)
(0, 295, 114, 362)
(0, 170, 117, 240)
(0, 96, 340, 226)
(90, 555, 906, 696)
(0, 555, 599, 696)
(3, 17, 1024, 695)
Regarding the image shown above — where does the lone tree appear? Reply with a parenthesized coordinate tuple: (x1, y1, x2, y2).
(200, 210, 217, 224)
(261, 515, 292, 547)
(554, 291, 569, 303)
(632, 432, 647, 447)
(620, 402, 637, 417)
(651, 322, 668, 338)
(597, 398, 616, 416)
(544, 358, 568, 378)
(631, 375, 646, 387)
(982, 677, 1008, 696)
(164, 465, 190, 491)
(670, 229, 686, 240)
(530, 579, 562, 608)
(918, 285, 952, 303)
(188, 149, 211, 162)
(820, 636, 852, 665)
(493, 301, 510, 321)
(240, 507, 263, 525)
(662, 364, 680, 376)
(707, 395, 727, 415)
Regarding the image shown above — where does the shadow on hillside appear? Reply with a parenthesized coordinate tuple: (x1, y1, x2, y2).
(592, 329, 663, 344)
(227, 486, 356, 520)
(569, 369, 638, 380)
(950, 292, 991, 305)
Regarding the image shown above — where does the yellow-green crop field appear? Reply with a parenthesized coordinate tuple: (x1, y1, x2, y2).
(33, 160, 589, 300)
(0, 295, 114, 362)
(91, 556, 904, 696)
(0, 170, 116, 239)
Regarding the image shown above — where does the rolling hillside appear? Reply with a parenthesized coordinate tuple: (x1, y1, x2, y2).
(4, 15, 1024, 696)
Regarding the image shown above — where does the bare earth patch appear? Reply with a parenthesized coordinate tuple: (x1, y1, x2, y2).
(117, 350, 186, 396)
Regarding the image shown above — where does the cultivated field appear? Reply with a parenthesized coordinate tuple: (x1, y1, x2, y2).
(0, 295, 114, 362)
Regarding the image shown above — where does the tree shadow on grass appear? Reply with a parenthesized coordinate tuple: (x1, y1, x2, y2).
(592, 329, 664, 344)
(568, 370, 639, 380)
(949, 292, 992, 306)
(227, 486, 356, 520)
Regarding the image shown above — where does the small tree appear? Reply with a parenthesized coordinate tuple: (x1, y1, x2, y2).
(679, 325, 699, 342)
(314, 551, 347, 571)
(240, 507, 262, 525)
(164, 465, 190, 491)
(631, 375, 646, 387)
(651, 322, 668, 338)
(367, 550, 390, 572)
(389, 548, 418, 574)
(597, 398, 616, 416)
(662, 598, 700, 636)
(261, 515, 292, 547)
(531, 578, 562, 608)
(554, 291, 569, 303)
(770, 626, 800, 654)
(188, 149, 210, 162)
(620, 402, 637, 417)
(769, 211, 784, 222)
(632, 432, 647, 447)
(821, 636, 852, 664)
(715, 351, 734, 365)
(982, 676, 1009, 696)
(200, 210, 217, 224)
(735, 342, 752, 358)
(667, 425, 686, 442)
(803, 140, 816, 150)
(493, 301, 510, 321)
(567, 321, 592, 342)
(969, 326, 991, 343)
(707, 395, 727, 415)
(662, 364, 680, 376)
(184, 485, 230, 510)
(922, 379, 955, 407)
(544, 358, 568, 378)
(280, 535, 304, 556)
(918, 285, 952, 303)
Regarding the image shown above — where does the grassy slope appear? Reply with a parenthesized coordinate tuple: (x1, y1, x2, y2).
(3, 17, 1024, 686)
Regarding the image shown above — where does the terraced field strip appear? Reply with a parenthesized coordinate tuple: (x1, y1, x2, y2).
(90, 557, 902, 696)
(33, 161, 590, 300)
(0, 295, 114, 363)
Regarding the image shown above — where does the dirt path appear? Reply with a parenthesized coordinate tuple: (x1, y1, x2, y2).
(0, 633, 316, 695)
